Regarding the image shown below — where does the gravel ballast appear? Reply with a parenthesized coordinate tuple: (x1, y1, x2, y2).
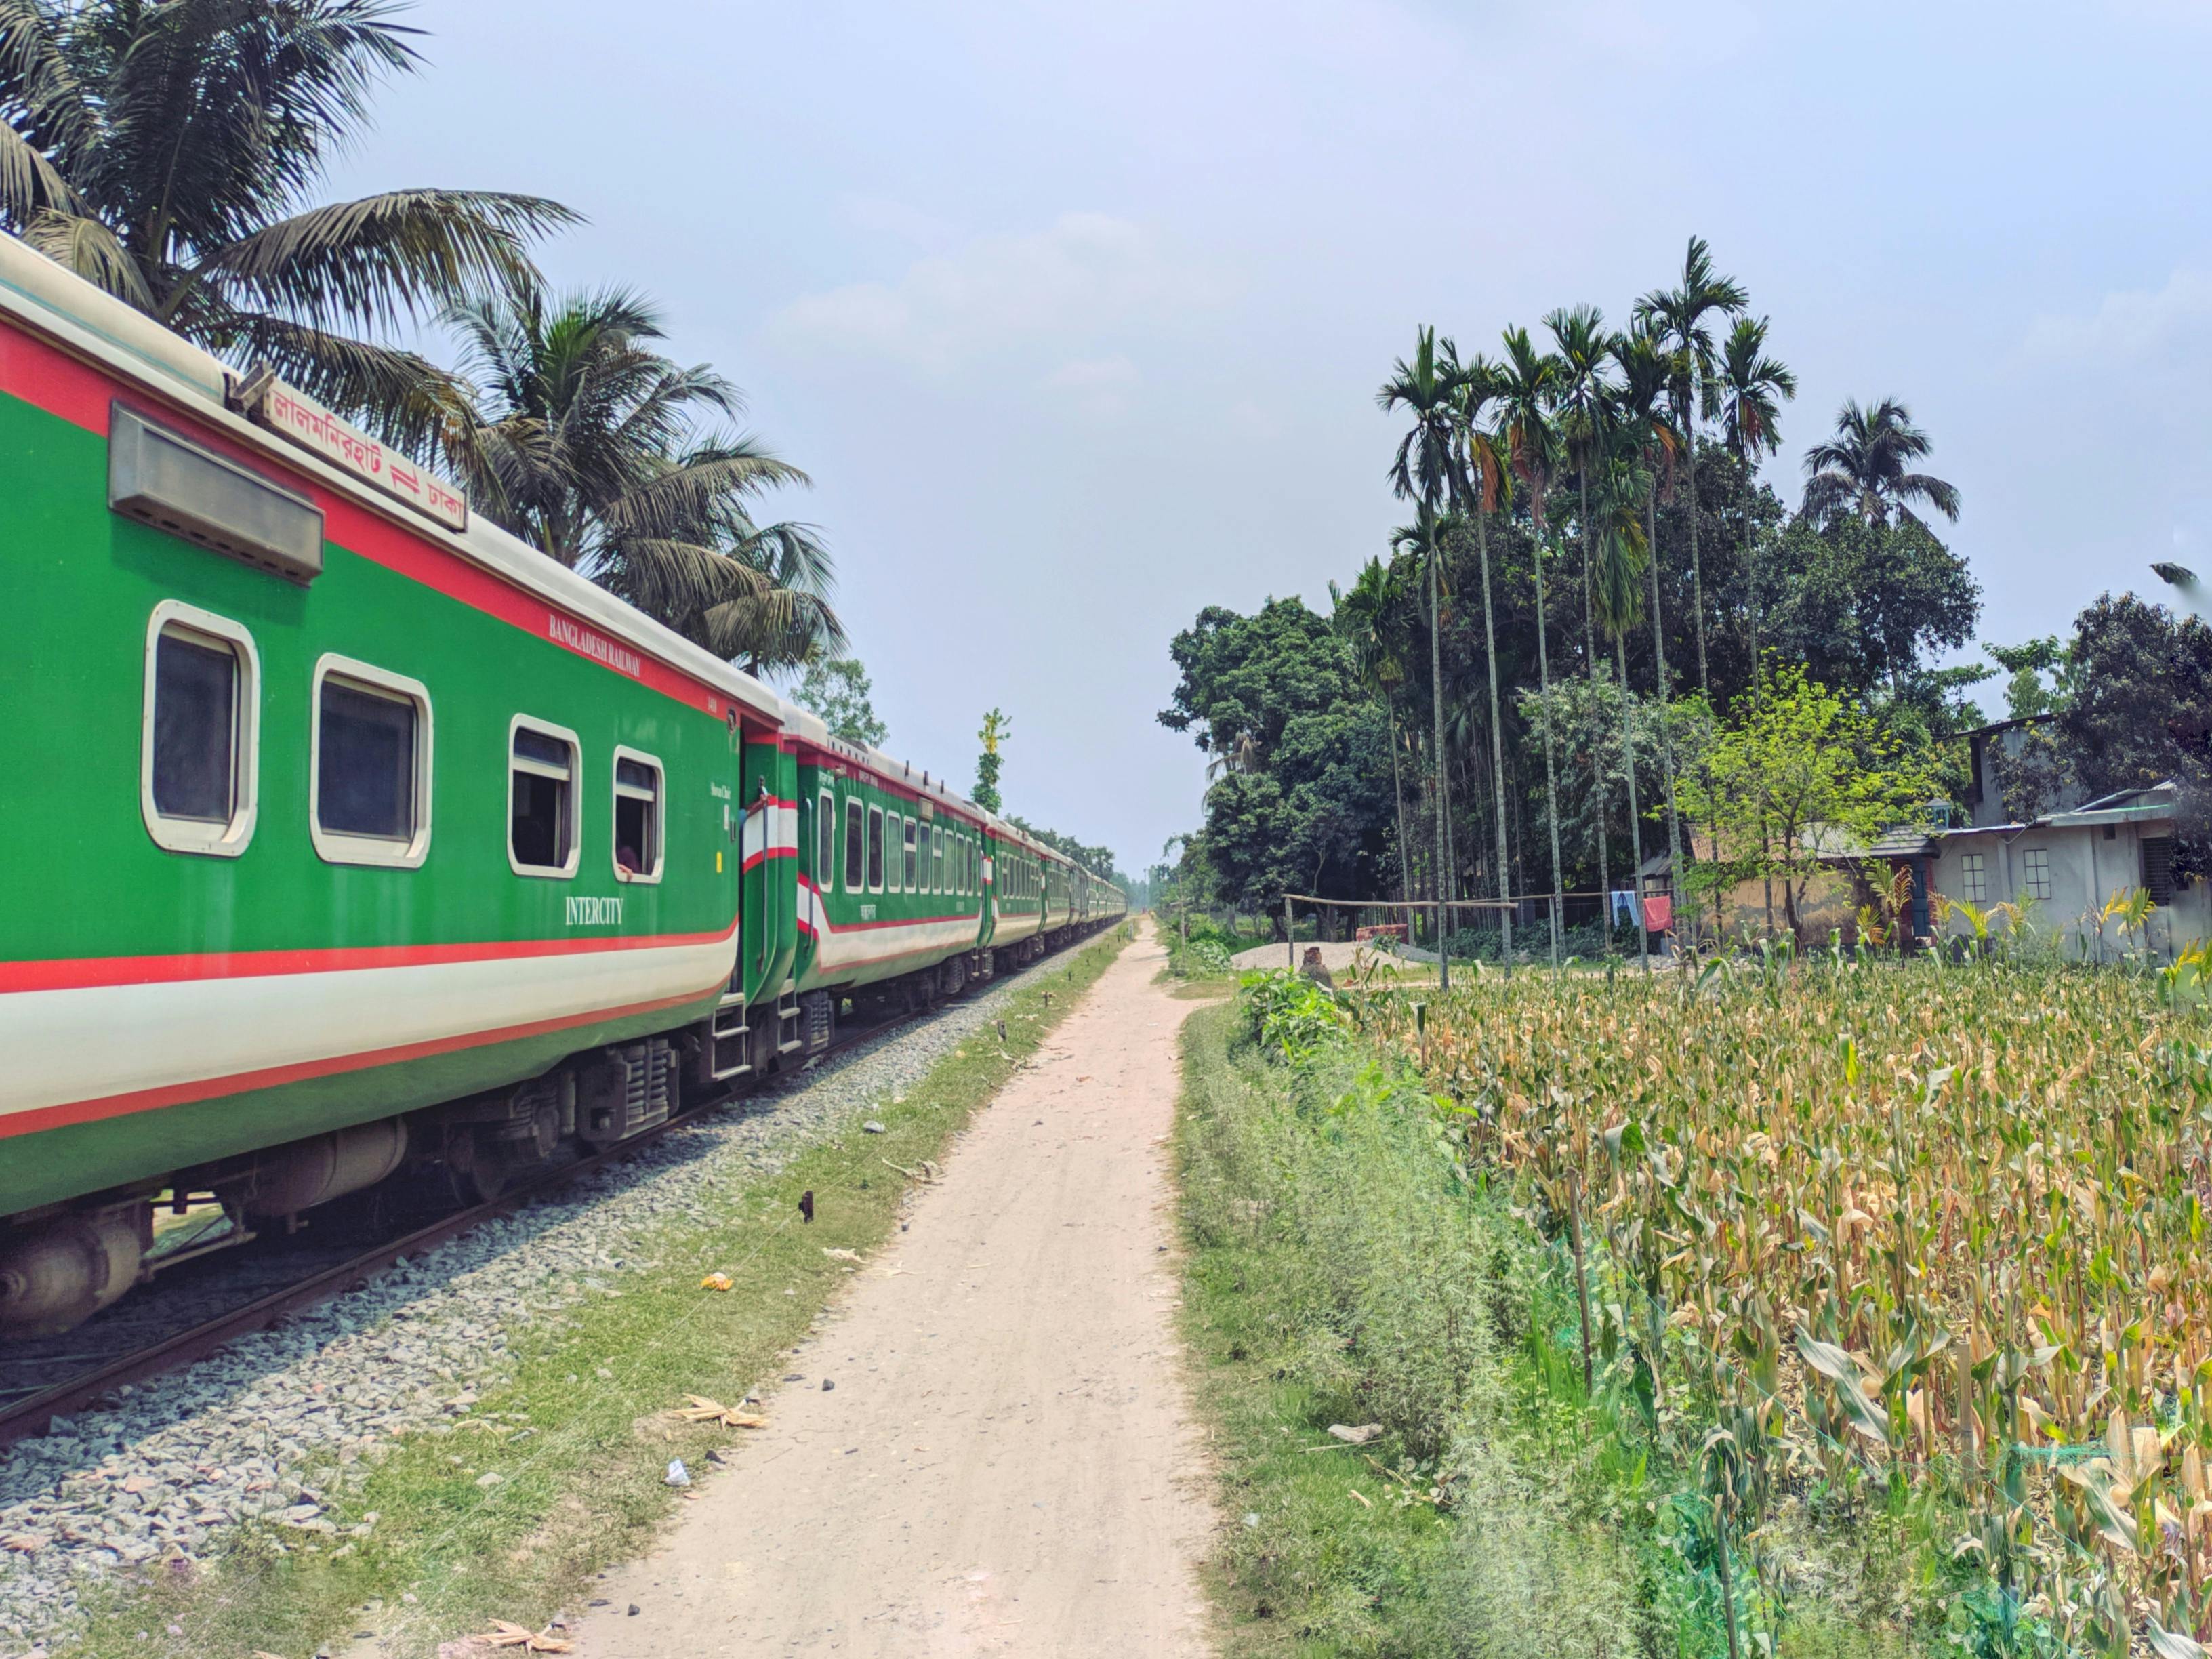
(0, 978, 1040, 1652)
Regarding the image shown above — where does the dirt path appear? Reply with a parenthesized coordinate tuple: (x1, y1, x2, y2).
(574, 927, 1216, 1657)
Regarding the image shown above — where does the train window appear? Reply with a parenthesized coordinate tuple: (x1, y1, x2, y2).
(818, 791, 835, 878)
(904, 819, 919, 889)
(933, 826, 945, 893)
(508, 717, 579, 878)
(142, 601, 259, 857)
(844, 797, 863, 892)
(310, 654, 431, 868)
(867, 805, 885, 890)
(884, 815, 901, 892)
(613, 749, 663, 883)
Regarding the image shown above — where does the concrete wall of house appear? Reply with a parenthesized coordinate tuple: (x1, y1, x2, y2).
(1925, 823, 2205, 960)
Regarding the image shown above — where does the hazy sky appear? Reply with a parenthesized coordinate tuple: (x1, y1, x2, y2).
(329, 1, 2212, 876)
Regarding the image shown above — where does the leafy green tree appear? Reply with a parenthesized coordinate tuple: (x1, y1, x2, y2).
(1801, 398, 1961, 529)
(792, 656, 886, 747)
(1006, 817, 1118, 882)
(974, 708, 1008, 813)
(1589, 454, 1654, 965)
(1635, 235, 1748, 694)
(1759, 514, 1980, 701)
(2044, 594, 2212, 876)
(445, 283, 839, 670)
(0, 0, 573, 443)
(1330, 557, 1415, 901)
(1159, 598, 1361, 776)
(1985, 636, 2067, 720)
(1675, 666, 1938, 940)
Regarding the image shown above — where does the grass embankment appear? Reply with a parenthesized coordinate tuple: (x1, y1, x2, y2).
(79, 928, 1128, 1659)
(1176, 984, 1915, 1658)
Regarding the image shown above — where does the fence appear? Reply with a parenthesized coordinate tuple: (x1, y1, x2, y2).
(1281, 890, 1668, 983)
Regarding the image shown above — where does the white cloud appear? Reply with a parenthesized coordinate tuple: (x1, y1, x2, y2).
(1044, 354, 1141, 419)
(2022, 268, 2212, 364)
(770, 212, 1230, 371)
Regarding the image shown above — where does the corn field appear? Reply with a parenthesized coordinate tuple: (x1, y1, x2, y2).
(1354, 954, 2212, 1656)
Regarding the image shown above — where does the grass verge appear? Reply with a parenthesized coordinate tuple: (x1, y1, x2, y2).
(69, 926, 1129, 1659)
(1174, 994, 1923, 1658)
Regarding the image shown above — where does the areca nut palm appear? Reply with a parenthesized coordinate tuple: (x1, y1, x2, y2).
(1610, 323, 1689, 909)
(1378, 325, 1459, 982)
(445, 282, 840, 670)
(1494, 323, 1567, 966)
(0, 0, 577, 447)
(1800, 396, 1960, 527)
(1449, 350, 1515, 972)
(1633, 234, 1747, 695)
(1547, 302, 1618, 946)
(1589, 451, 1654, 972)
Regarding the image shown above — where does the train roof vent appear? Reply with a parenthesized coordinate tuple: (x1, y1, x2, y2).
(109, 404, 324, 583)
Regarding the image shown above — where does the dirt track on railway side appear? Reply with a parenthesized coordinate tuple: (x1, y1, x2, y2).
(573, 926, 1216, 1657)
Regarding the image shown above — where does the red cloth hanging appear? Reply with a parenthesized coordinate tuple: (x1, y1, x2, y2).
(1642, 893, 1673, 931)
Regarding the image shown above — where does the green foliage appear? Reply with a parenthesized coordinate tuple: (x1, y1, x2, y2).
(0, 0, 575, 449)
(1675, 665, 1939, 936)
(2049, 593, 2212, 877)
(1237, 969, 1350, 1063)
(1160, 598, 1399, 910)
(447, 283, 837, 672)
(792, 655, 887, 747)
(973, 708, 1008, 813)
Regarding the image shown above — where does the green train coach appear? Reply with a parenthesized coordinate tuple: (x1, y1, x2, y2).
(0, 231, 1122, 1337)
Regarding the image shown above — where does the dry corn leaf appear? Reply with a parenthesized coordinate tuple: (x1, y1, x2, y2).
(677, 1395, 768, 1429)
(474, 1618, 574, 1652)
(822, 1248, 862, 1264)
(3, 1534, 46, 1553)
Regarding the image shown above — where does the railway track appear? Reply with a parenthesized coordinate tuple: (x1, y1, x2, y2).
(0, 991, 950, 1453)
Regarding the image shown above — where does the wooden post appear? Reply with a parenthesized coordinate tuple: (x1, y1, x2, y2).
(1285, 897, 1294, 970)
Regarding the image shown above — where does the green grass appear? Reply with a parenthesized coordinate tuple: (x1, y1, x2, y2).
(69, 928, 1128, 1659)
(1173, 996, 1927, 1659)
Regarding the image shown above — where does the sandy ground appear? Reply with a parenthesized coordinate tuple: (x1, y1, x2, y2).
(573, 926, 1216, 1658)
(1228, 937, 1404, 972)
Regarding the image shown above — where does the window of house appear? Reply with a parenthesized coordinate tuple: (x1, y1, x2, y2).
(1958, 852, 1988, 904)
(613, 749, 663, 882)
(2022, 847, 2051, 901)
(867, 804, 885, 890)
(818, 791, 835, 880)
(508, 718, 579, 876)
(142, 601, 258, 856)
(312, 655, 430, 867)
(844, 797, 864, 891)
(2145, 836, 2177, 906)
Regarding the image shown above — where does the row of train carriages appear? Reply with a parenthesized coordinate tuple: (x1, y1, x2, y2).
(0, 230, 1124, 1338)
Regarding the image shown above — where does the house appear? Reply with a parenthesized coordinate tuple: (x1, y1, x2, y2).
(1865, 781, 2207, 961)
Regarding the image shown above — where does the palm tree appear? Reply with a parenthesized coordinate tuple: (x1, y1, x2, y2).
(1800, 397, 1960, 527)
(0, 0, 574, 445)
(1589, 453, 1653, 972)
(1634, 235, 1746, 696)
(1378, 327, 1459, 977)
(445, 283, 838, 667)
(1547, 302, 1618, 946)
(1611, 325, 1689, 919)
(1492, 325, 1567, 966)
(1450, 354, 1516, 972)
(1330, 557, 1415, 905)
